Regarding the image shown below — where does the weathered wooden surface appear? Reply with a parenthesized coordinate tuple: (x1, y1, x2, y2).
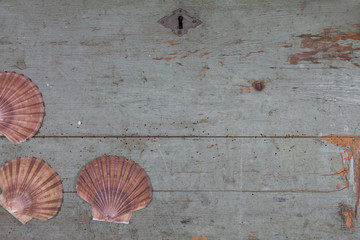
(0, 0, 360, 239)
(0, 138, 357, 239)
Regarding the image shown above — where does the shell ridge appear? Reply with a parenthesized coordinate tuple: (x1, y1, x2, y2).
(0, 73, 17, 106)
(31, 174, 61, 199)
(97, 157, 109, 209)
(78, 172, 105, 209)
(84, 166, 106, 209)
(90, 161, 109, 209)
(114, 177, 149, 215)
(112, 160, 132, 209)
(0, 80, 31, 107)
(1, 100, 44, 115)
(106, 156, 111, 208)
(114, 163, 138, 208)
(111, 156, 120, 206)
(114, 166, 144, 210)
(19, 157, 42, 193)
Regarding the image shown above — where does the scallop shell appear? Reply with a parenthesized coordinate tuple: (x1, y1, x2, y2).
(77, 155, 152, 224)
(0, 157, 63, 224)
(0, 72, 44, 143)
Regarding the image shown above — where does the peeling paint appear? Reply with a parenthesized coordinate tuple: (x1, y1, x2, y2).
(324, 135, 360, 217)
(339, 202, 355, 230)
(288, 27, 360, 67)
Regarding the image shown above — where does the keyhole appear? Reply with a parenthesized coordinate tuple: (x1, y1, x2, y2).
(178, 15, 183, 29)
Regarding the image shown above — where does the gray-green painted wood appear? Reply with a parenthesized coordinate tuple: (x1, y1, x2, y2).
(0, 0, 360, 239)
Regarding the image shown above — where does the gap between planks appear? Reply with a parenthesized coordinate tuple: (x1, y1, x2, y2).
(27, 135, 344, 139)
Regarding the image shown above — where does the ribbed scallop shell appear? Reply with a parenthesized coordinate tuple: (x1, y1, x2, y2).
(77, 155, 152, 224)
(0, 72, 44, 143)
(0, 157, 63, 224)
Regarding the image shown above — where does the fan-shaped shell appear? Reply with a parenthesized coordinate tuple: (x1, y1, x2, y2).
(0, 157, 63, 224)
(77, 155, 152, 224)
(0, 72, 44, 143)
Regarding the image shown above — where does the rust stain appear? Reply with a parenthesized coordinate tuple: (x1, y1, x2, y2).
(165, 56, 177, 61)
(176, 62, 183, 66)
(167, 40, 181, 46)
(300, 5, 305, 10)
(248, 236, 259, 240)
(152, 57, 164, 60)
(252, 80, 267, 91)
(201, 68, 208, 71)
(192, 237, 208, 240)
(200, 118, 207, 123)
(324, 135, 360, 217)
(288, 27, 360, 67)
(197, 74, 203, 81)
(240, 88, 251, 94)
(339, 202, 356, 230)
(245, 51, 264, 58)
(297, 213, 303, 217)
(220, 61, 224, 66)
(200, 51, 210, 57)
(283, 44, 293, 48)
(207, 145, 214, 149)
(189, 50, 199, 54)
(169, 51, 178, 55)
(81, 214, 87, 225)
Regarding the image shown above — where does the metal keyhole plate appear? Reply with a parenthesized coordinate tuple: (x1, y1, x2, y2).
(158, 8, 202, 37)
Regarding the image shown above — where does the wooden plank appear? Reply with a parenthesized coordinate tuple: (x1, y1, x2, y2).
(0, 138, 349, 192)
(0, 137, 359, 238)
(0, 192, 356, 240)
(0, 0, 359, 137)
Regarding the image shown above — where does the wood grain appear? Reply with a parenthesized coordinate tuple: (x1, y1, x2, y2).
(0, 0, 359, 239)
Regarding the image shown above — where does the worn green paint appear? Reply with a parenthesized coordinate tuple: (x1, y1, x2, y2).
(0, 0, 359, 239)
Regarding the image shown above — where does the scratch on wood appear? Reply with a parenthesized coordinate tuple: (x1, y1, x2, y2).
(288, 27, 360, 67)
(324, 135, 360, 218)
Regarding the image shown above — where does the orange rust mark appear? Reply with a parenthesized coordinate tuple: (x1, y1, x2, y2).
(324, 135, 360, 217)
(167, 40, 180, 46)
(197, 74, 203, 81)
(252, 80, 267, 91)
(288, 27, 360, 67)
(207, 145, 214, 149)
(152, 57, 164, 60)
(248, 236, 259, 240)
(81, 214, 87, 225)
(283, 44, 293, 48)
(323, 166, 349, 176)
(201, 68, 208, 71)
(200, 118, 207, 123)
(245, 51, 264, 58)
(189, 50, 199, 54)
(198, 113, 203, 116)
(300, 5, 305, 10)
(176, 62, 183, 66)
(220, 61, 224, 66)
(246, 88, 251, 93)
(165, 56, 177, 61)
(297, 213, 303, 217)
(339, 202, 356, 230)
(112, 232, 118, 236)
(337, 183, 343, 189)
(169, 51, 178, 55)
(192, 237, 208, 240)
(200, 51, 210, 57)
(240, 88, 243, 94)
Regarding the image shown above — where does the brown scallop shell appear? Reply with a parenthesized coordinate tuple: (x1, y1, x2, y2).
(0, 72, 44, 143)
(0, 157, 63, 224)
(77, 155, 152, 223)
